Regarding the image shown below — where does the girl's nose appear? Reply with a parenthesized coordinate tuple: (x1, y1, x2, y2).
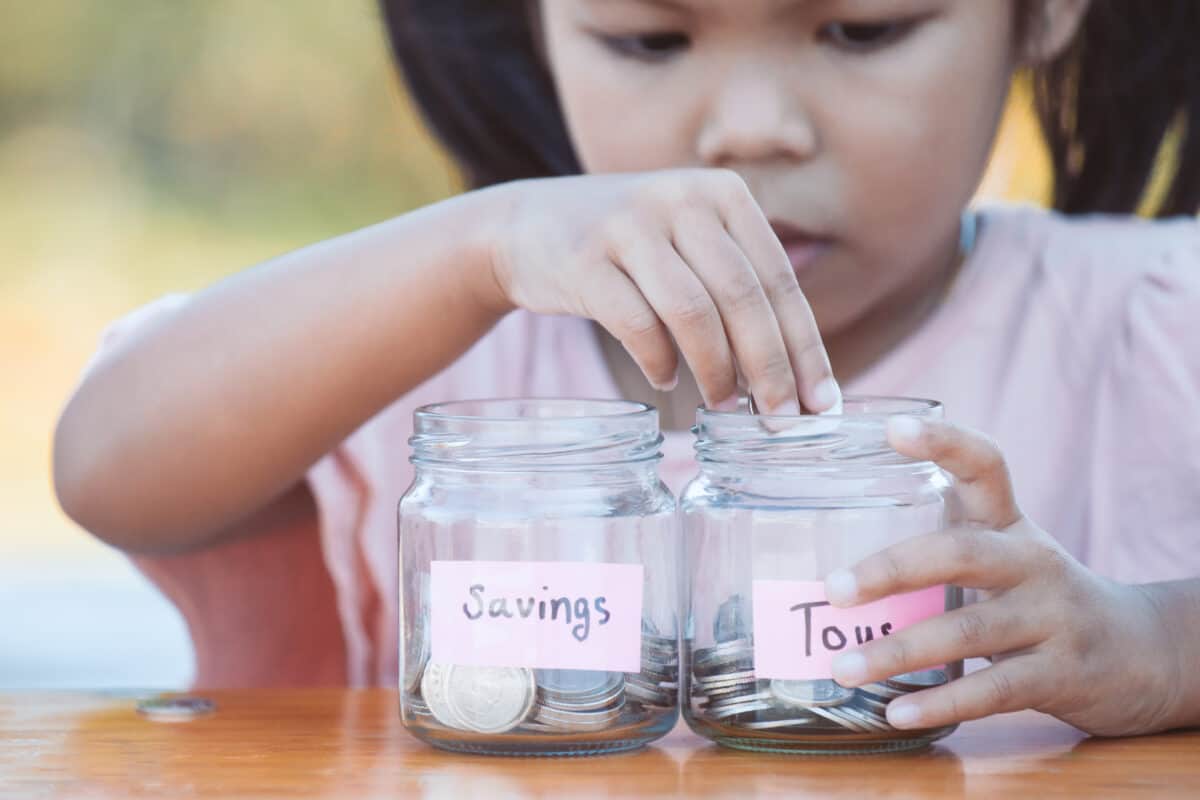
(696, 66, 818, 167)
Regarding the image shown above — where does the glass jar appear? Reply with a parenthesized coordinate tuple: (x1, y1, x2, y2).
(680, 396, 964, 755)
(398, 399, 680, 756)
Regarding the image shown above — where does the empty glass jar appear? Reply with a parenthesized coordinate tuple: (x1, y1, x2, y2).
(681, 397, 964, 754)
(398, 399, 680, 756)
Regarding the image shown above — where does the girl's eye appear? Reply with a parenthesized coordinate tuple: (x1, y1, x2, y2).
(820, 20, 913, 51)
(597, 32, 690, 62)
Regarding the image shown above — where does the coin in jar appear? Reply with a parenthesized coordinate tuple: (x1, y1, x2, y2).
(769, 679, 855, 708)
(445, 665, 537, 734)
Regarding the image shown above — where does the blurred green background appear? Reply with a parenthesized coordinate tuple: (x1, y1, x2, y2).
(0, 1, 1048, 687)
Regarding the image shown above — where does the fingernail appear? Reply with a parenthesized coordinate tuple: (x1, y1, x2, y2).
(887, 415, 923, 445)
(652, 370, 679, 392)
(887, 701, 921, 728)
(811, 377, 842, 413)
(712, 394, 740, 412)
(824, 569, 858, 606)
(768, 398, 802, 416)
(831, 652, 868, 687)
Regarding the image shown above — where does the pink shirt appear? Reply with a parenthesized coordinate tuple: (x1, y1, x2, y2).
(87, 206, 1200, 687)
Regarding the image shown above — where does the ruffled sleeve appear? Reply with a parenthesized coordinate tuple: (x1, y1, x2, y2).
(1086, 222, 1200, 583)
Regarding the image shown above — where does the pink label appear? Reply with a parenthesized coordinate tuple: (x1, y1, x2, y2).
(752, 580, 946, 680)
(429, 560, 644, 671)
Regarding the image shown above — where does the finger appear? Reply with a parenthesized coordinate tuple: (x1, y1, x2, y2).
(581, 263, 679, 391)
(671, 207, 800, 414)
(887, 417, 1022, 528)
(717, 181, 840, 413)
(608, 236, 739, 406)
(882, 656, 1052, 729)
(830, 596, 1045, 688)
(824, 526, 1027, 607)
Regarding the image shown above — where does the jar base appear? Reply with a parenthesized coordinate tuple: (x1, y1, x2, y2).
(404, 709, 678, 757)
(686, 714, 956, 756)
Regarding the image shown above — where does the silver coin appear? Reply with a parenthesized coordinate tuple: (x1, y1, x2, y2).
(702, 690, 774, 710)
(837, 703, 892, 732)
(695, 668, 757, 685)
(853, 691, 891, 715)
(540, 685, 626, 713)
(534, 703, 624, 731)
(692, 653, 755, 678)
(625, 682, 673, 706)
(421, 662, 464, 730)
(535, 668, 614, 695)
(713, 594, 748, 644)
(406, 695, 431, 717)
(769, 679, 855, 708)
(422, 663, 536, 734)
(705, 698, 776, 719)
(136, 697, 215, 721)
(805, 703, 870, 732)
(740, 716, 824, 731)
(885, 669, 949, 692)
(859, 681, 906, 700)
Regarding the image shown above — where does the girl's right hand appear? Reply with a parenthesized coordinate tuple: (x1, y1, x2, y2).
(481, 169, 841, 414)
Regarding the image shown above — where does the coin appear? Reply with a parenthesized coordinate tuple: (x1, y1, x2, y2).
(806, 703, 872, 732)
(447, 665, 537, 734)
(769, 679, 855, 708)
(136, 697, 215, 721)
(837, 703, 892, 732)
(533, 702, 625, 731)
(535, 668, 613, 696)
(706, 697, 777, 719)
(421, 662, 466, 730)
(713, 594, 748, 643)
(885, 669, 948, 692)
(859, 681, 906, 700)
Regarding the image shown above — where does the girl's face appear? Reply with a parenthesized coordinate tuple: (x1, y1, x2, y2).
(540, 0, 1022, 336)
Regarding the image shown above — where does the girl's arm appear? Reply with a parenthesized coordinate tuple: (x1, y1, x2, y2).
(56, 169, 837, 555)
(54, 189, 508, 554)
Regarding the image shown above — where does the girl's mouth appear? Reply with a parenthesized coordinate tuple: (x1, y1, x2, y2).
(770, 221, 832, 275)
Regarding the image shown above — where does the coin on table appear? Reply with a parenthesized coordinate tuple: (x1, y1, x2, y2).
(136, 696, 215, 721)
(440, 664, 537, 734)
(769, 679, 855, 708)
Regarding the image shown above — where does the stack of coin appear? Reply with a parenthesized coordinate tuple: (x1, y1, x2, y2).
(624, 631, 680, 708)
(526, 670, 627, 733)
(407, 622, 683, 735)
(688, 628, 949, 735)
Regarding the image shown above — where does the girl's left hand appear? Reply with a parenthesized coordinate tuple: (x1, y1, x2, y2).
(823, 417, 1177, 736)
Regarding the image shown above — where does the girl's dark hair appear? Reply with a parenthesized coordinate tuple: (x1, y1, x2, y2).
(1026, 0, 1200, 216)
(380, 0, 1200, 217)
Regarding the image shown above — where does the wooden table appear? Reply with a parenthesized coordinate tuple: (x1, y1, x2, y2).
(2, 690, 1198, 798)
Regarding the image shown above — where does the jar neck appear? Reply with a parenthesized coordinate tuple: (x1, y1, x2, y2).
(408, 398, 664, 475)
(692, 395, 944, 479)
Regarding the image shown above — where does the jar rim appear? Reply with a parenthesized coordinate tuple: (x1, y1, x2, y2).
(415, 398, 656, 424)
(410, 398, 663, 471)
(696, 395, 941, 425)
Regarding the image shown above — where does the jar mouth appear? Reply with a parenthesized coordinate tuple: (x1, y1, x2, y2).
(411, 398, 663, 470)
(694, 395, 942, 468)
(698, 395, 940, 425)
(416, 398, 656, 423)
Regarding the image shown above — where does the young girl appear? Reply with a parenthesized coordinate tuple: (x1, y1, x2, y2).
(54, 0, 1199, 736)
